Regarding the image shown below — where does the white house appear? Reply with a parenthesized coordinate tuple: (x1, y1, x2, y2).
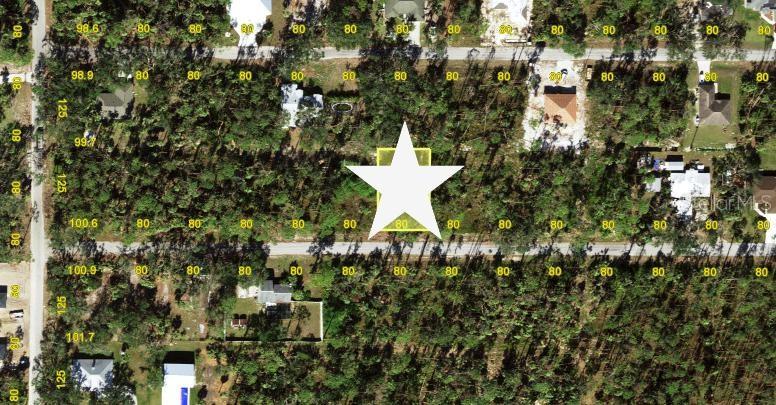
(229, 0, 272, 46)
(162, 362, 196, 405)
(669, 166, 711, 218)
(281, 84, 323, 129)
(649, 156, 711, 218)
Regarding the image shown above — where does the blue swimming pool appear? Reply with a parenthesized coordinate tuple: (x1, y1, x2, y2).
(181, 387, 189, 405)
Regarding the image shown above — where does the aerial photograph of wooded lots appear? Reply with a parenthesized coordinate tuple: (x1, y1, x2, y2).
(0, 0, 774, 403)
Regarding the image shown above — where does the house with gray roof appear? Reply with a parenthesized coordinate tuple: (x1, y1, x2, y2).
(98, 87, 134, 119)
(237, 279, 292, 306)
(386, 0, 425, 20)
(72, 358, 113, 392)
(698, 83, 731, 126)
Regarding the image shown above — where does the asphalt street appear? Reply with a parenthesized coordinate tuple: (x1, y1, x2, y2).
(85, 240, 776, 258)
(27, 0, 48, 401)
(213, 45, 775, 62)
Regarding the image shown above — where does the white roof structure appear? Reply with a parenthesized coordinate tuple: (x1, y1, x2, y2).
(162, 363, 196, 405)
(662, 160, 685, 172)
(229, 0, 272, 46)
(72, 359, 113, 392)
(669, 168, 711, 217)
(237, 280, 292, 305)
(482, 0, 533, 45)
(281, 84, 323, 129)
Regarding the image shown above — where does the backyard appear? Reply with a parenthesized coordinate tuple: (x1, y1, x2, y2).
(758, 137, 776, 169)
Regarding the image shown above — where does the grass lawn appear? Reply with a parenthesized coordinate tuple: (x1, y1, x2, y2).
(735, 6, 774, 50)
(1, 83, 31, 127)
(234, 297, 260, 313)
(302, 59, 360, 93)
(689, 125, 736, 148)
(133, 80, 149, 105)
(227, 299, 260, 339)
(101, 342, 163, 405)
(266, 256, 318, 277)
(758, 137, 776, 169)
(171, 287, 209, 340)
(169, 340, 210, 352)
(711, 62, 742, 95)
(0, 47, 32, 67)
(284, 301, 323, 340)
(136, 385, 163, 405)
(446, 19, 486, 47)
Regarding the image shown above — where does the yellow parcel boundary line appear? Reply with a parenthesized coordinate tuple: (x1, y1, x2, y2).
(376, 147, 431, 232)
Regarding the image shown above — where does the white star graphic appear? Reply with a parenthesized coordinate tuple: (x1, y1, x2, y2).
(347, 122, 463, 238)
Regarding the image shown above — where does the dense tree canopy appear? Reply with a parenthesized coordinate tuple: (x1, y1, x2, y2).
(0, 0, 32, 64)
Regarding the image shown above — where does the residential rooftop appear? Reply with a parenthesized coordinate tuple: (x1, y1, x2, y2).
(386, 0, 424, 20)
(237, 279, 293, 305)
(72, 358, 113, 392)
(698, 83, 731, 126)
(544, 86, 577, 125)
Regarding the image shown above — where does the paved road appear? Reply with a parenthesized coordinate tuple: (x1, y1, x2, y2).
(83, 240, 776, 258)
(27, 0, 48, 401)
(213, 45, 776, 62)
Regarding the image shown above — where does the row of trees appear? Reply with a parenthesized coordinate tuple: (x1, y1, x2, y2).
(0, 82, 30, 403)
(32, 241, 775, 403)
(41, 40, 767, 250)
(0, 0, 32, 64)
(0, 84, 29, 263)
(211, 253, 775, 403)
(41, 0, 761, 59)
(739, 62, 775, 139)
(586, 61, 693, 146)
(49, 0, 233, 48)
(33, 239, 280, 403)
(35, 253, 174, 404)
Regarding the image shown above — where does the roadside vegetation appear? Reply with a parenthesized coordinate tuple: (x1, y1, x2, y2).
(34, 251, 774, 403)
(49, 0, 234, 48)
(0, 83, 29, 263)
(0, 0, 32, 65)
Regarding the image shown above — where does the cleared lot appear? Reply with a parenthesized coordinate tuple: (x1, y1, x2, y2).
(522, 60, 587, 148)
